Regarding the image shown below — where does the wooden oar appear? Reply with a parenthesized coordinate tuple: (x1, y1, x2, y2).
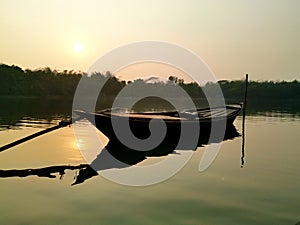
(0, 119, 73, 153)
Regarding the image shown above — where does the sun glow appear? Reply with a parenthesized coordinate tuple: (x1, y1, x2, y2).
(73, 42, 84, 53)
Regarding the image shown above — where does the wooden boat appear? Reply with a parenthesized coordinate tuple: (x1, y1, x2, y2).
(74, 103, 243, 150)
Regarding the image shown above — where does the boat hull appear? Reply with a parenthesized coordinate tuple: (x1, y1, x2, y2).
(75, 104, 242, 151)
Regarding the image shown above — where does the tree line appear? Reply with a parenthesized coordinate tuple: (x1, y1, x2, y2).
(0, 63, 299, 101)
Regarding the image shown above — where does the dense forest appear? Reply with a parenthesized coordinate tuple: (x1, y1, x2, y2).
(0, 63, 299, 102)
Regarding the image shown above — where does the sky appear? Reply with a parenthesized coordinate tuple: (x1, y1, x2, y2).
(1, 0, 299, 81)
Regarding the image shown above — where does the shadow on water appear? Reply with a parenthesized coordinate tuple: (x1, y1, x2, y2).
(0, 124, 240, 185)
(74, 123, 240, 185)
(0, 164, 90, 179)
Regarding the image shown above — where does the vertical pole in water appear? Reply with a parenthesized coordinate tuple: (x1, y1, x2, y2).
(241, 74, 248, 168)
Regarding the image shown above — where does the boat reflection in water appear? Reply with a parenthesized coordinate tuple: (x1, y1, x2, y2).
(73, 123, 240, 185)
(0, 164, 89, 179)
(0, 123, 240, 185)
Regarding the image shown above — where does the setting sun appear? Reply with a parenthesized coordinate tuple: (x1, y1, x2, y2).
(73, 42, 84, 53)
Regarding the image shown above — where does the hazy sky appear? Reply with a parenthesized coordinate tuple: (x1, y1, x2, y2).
(1, 0, 299, 81)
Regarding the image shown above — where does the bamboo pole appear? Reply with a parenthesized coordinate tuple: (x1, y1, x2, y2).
(241, 74, 248, 167)
(0, 120, 72, 153)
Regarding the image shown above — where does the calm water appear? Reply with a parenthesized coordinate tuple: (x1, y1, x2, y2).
(0, 99, 300, 225)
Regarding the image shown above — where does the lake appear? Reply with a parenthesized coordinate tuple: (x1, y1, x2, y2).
(0, 98, 300, 225)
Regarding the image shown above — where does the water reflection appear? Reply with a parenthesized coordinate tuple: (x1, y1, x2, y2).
(1, 97, 300, 130)
(0, 164, 89, 179)
(73, 123, 240, 185)
(0, 97, 115, 130)
(0, 97, 73, 130)
(0, 124, 240, 185)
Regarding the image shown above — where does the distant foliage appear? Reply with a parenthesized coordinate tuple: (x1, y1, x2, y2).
(0, 64, 125, 98)
(218, 79, 300, 100)
(0, 63, 299, 101)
